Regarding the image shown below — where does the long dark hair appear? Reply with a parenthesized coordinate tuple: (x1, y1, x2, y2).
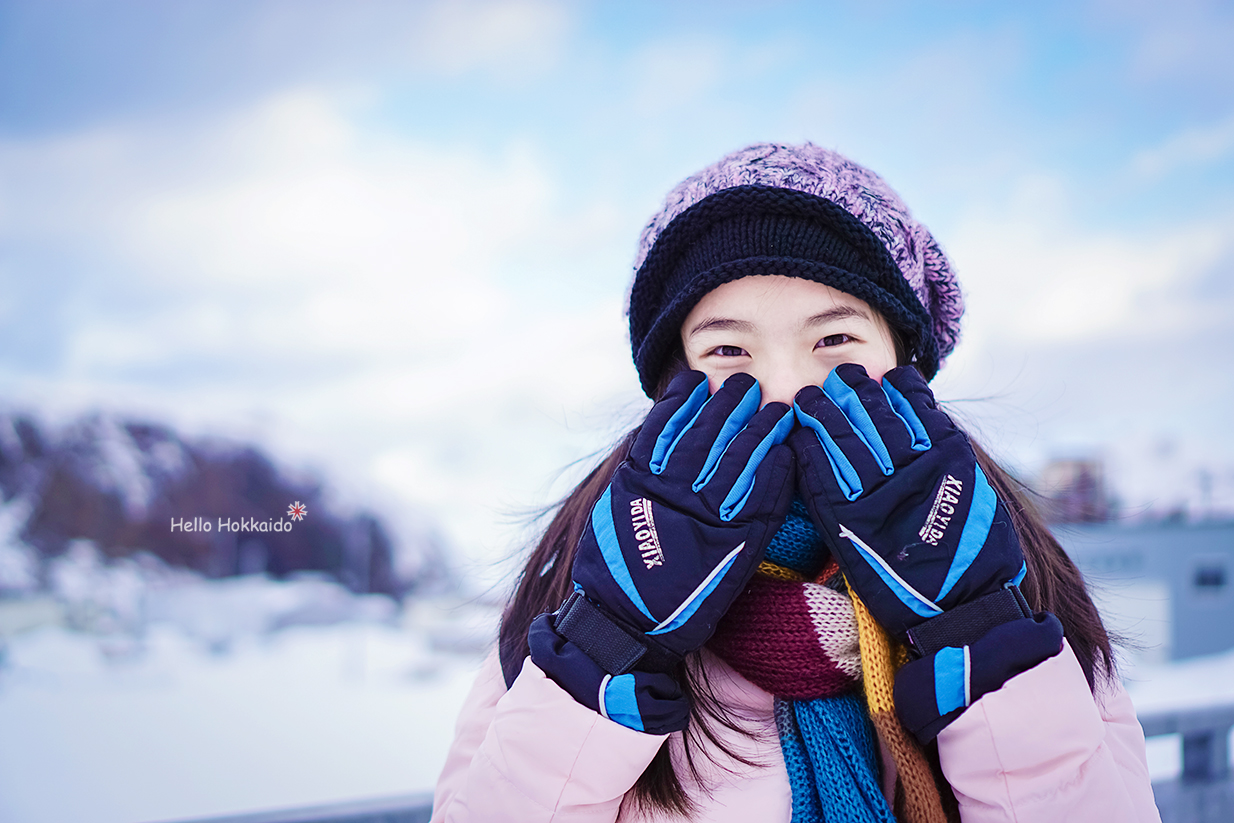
(498, 351, 1114, 817)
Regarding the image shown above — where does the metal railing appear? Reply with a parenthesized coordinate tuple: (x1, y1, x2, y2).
(1139, 704, 1234, 823)
(164, 705, 1234, 823)
(162, 793, 433, 823)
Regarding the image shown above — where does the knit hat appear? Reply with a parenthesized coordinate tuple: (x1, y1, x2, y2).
(628, 142, 963, 397)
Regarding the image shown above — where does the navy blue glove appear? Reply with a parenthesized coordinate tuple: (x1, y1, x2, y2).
(792, 364, 1065, 741)
(791, 363, 1029, 642)
(530, 370, 795, 734)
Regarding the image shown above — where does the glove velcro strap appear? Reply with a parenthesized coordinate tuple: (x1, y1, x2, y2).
(906, 586, 1032, 658)
(554, 592, 666, 675)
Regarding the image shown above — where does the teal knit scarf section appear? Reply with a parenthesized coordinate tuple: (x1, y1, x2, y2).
(764, 500, 897, 823)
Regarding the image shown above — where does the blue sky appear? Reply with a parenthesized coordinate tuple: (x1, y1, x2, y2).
(2, 0, 1233, 580)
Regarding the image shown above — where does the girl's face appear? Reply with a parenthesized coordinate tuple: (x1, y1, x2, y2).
(681, 275, 899, 407)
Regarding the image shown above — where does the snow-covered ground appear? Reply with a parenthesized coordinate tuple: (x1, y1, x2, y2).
(0, 561, 498, 823)
(0, 562, 1231, 823)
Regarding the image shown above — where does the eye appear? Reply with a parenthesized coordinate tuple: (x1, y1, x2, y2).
(816, 334, 852, 348)
(711, 345, 748, 357)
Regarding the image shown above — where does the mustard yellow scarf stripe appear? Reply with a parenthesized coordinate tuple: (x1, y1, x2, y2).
(753, 559, 952, 822)
(849, 585, 952, 823)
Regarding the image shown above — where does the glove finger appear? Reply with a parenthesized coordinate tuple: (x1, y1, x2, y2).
(827, 363, 926, 467)
(787, 442, 945, 631)
(880, 366, 954, 446)
(789, 426, 841, 527)
(629, 370, 710, 472)
(728, 442, 795, 566)
(792, 384, 886, 500)
(656, 372, 761, 483)
(696, 402, 795, 521)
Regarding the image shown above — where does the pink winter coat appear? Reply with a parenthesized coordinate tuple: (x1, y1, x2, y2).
(431, 640, 1159, 822)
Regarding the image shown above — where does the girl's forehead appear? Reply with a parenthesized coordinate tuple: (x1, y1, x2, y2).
(685, 275, 877, 325)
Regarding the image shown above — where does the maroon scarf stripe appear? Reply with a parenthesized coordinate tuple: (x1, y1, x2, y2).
(709, 576, 857, 700)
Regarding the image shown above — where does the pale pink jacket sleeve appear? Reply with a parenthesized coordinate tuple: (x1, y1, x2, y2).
(430, 652, 667, 823)
(433, 644, 1159, 821)
(938, 639, 1160, 822)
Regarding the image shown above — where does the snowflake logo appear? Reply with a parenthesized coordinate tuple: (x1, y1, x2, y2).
(287, 501, 308, 521)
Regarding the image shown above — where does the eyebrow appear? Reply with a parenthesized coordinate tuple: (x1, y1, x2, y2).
(801, 306, 871, 330)
(686, 317, 757, 337)
(687, 305, 872, 338)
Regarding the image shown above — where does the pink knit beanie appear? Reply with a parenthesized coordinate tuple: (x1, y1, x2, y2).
(628, 142, 963, 396)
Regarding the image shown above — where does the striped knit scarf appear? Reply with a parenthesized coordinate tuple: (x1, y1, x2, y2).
(709, 500, 952, 823)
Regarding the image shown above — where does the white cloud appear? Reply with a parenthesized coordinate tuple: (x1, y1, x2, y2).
(628, 38, 728, 116)
(947, 175, 1233, 347)
(13, 90, 573, 378)
(767, 26, 1068, 234)
(0, 85, 650, 566)
(927, 165, 1234, 514)
(1096, 0, 1234, 88)
(413, 0, 572, 80)
(5, 1, 1233, 568)
(1131, 113, 1234, 179)
(130, 91, 549, 286)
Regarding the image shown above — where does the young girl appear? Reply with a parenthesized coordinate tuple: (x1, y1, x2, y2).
(430, 143, 1159, 822)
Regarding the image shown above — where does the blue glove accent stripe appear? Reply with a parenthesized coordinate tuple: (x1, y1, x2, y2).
(649, 542, 745, 635)
(880, 380, 931, 451)
(600, 673, 644, 732)
(823, 370, 894, 474)
(650, 379, 710, 475)
(935, 464, 998, 602)
(1009, 561, 1027, 588)
(718, 408, 794, 521)
(692, 381, 761, 492)
(934, 645, 971, 716)
(592, 487, 655, 623)
(839, 524, 943, 618)
(794, 404, 863, 501)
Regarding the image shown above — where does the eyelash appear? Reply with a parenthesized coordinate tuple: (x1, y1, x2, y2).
(709, 335, 853, 358)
